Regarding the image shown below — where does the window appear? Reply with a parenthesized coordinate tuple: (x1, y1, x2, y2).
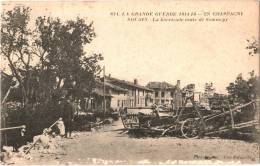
(161, 91, 165, 97)
(170, 91, 174, 97)
(155, 91, 158, 97)
(117, 100, 120, 107)
(161, 99, 165, 104)
(91, 99, 95, 109)
(155, 99, 159, 104)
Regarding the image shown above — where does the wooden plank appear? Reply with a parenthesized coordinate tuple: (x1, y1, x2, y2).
(205, 120, 258, 136)
(205, 128, 230, 135)
(0, 125, 26, 131)
(205, 100, 256, 121)
(234, 120, 258, 127)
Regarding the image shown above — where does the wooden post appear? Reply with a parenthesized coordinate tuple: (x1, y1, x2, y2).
(103, 66, 106, 113)
(229, 105, 235, 128)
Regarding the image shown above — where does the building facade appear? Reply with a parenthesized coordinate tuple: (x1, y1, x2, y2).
(83, 80, 128, 111)
(146, 80, 182, 109)
(85, 76, 184, 111)
(105, 76, 154, 108)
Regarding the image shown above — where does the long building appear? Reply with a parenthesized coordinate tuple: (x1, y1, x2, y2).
(104, 75, 154, 108)
(85, 75, 183, 112)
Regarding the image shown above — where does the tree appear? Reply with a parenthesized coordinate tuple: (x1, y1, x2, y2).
(226, 39, 259, 104)
(1, 6, 103, 107)
(246, 38, 258, 56)
(1, 6, 103, 138)
(32, 16, 103, 104)
(226, 71, 258, 103)
(1, 7, 32, 105)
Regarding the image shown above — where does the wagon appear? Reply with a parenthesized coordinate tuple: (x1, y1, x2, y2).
(119, 98, 206, 137)
(119, 96, 259, 139)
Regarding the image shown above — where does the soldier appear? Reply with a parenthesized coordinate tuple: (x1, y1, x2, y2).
(60, 95, 74, 138)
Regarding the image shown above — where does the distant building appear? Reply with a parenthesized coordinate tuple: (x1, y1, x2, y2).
(104, 75, 154, 108)
(84, 80, 128, 111)
(146, 80, 182, 109)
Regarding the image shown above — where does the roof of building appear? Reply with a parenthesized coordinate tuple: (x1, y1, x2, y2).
(104, 76, 154, 92)
(92, 88, 112, 97)
(96, 80, 128, 92)
(146, 81, 176, 90)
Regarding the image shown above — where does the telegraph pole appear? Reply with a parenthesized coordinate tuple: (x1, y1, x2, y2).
(103, 66, 106, 113)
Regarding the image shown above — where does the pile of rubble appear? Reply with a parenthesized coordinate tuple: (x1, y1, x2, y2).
(0, 118, 68, 165)
(1, 129, 67, 164)
(0, 117, 116, 164)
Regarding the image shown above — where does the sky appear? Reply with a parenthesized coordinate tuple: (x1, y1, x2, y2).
(1, 0, 259, 93)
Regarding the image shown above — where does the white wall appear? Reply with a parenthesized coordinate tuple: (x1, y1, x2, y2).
(111, 93, 127, 110)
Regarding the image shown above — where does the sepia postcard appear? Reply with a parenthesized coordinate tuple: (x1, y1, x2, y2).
(0, 0, 259, 165)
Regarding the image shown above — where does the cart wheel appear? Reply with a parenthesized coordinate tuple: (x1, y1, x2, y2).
(119, 111, 127, 129)
(121, 116, 128, 129)
(121, 115, 139, 129)
(181, 118, 202, 139)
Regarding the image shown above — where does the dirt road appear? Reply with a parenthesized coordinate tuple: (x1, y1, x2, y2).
(14, 120, 260, 164)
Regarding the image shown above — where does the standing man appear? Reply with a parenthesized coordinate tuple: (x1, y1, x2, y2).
(60, 95, 74, 138)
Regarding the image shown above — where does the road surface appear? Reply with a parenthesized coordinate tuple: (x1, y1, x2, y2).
(11, 120, 260, 164)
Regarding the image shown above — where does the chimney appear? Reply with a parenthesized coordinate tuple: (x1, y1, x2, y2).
(134, 79, 138, 85)
(177, 80, 180, 87)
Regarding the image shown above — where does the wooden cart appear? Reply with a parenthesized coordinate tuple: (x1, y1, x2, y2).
(119, 98, 258, 139)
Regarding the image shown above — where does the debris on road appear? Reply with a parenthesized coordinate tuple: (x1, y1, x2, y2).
(119, 99, 259, 139)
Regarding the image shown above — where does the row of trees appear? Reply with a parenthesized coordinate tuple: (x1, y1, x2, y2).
(205, 71, 258, 110)
(226, 71, 258, 103)
(1, 6, 103, 139)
